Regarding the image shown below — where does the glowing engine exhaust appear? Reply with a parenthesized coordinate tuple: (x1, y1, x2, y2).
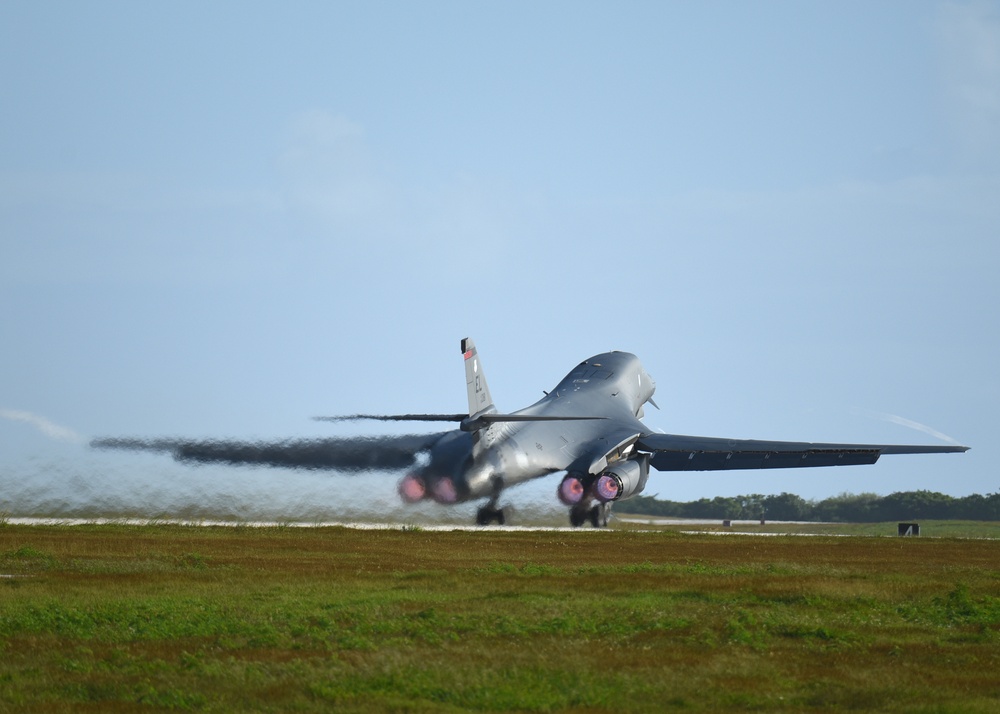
(398, 473, 427, 503)
(557, 473, 588, 505)
(431, 477, 459, 504)
(400, 472, 461, 504)
(592, 457, 649, 503)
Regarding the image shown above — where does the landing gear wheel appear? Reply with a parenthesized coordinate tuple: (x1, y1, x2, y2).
(589, 503, 610, 528)
(569, 503, 590, 528)
(475, 506, 494, 526)
(570, 502, 610, 528)
(476, 504, 512, 526)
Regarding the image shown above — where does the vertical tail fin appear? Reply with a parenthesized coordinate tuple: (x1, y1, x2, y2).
(461, 338, 495, 418)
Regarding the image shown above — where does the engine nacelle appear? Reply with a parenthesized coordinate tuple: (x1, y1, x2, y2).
(593, 456, 649, 503)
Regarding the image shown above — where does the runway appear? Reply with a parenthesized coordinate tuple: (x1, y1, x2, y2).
(2, 516, 599, 532)
(3, 515, 811, 533)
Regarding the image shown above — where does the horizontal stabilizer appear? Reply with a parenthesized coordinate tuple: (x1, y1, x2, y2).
(314, 413, 608, 427)
(314, 414, 466, 423)
(478, 414, 608, 424)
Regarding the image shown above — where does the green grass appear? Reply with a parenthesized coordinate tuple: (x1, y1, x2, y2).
(1, 524, 998, 712)
(615, 515, 1000, 539)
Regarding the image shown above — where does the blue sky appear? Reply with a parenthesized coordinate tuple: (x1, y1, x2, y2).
(1, 2, 997, 520)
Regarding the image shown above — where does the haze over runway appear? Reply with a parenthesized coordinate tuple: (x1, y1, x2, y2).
(1, 2, 996, 520)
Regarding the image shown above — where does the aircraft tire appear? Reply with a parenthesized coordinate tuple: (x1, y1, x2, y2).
(476, 505, 510, 526)
(589, 504, 609, 528)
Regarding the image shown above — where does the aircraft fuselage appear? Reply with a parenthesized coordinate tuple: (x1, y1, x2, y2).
(399, 351, 656, 505)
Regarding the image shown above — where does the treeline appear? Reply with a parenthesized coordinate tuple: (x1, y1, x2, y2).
(619, 490, 1000, 522)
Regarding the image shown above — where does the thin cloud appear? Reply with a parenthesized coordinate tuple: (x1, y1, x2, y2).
(861, 409, 962, 446)
(938, 1, 1000, 155)
(0, 409, 83, 444)
(277, 110, 385, 220)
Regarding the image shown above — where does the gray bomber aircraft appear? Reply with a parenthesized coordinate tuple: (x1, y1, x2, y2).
(93, 338, 968, 527)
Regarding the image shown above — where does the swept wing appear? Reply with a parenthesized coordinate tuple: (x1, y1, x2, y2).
(91, 433, 449, 471)
(637, 433, 968, 471)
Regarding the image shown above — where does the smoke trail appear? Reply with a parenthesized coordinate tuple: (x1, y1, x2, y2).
(5, 430, 570, 525)
(0, 452, 568, 525)
(0, 455, 442, 522)
(0, 409, 83, 443)
(860, 409, 962, 445)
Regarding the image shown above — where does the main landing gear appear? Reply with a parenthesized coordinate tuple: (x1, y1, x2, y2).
(475, 477, 511, 526)
(474, 491, 611, 528)
(475, 503, 512, 526)
(569, 501, 611, 528)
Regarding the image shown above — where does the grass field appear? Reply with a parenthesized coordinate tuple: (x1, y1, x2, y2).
(1, 523, 998, 712)
(615, 516, 1000, 539)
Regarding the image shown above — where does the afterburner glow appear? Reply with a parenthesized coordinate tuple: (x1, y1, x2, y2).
(594, 473, 621, 502)
(432, 477, 458, 504)
(558, 474, 586, 505)
(398, 473, 426, 503)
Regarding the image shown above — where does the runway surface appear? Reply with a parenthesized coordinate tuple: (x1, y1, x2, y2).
(4, 515, 811, 533)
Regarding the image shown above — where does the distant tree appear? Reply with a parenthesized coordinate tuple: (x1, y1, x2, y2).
(985, 492, 1000, 520)
(875, 490, 954, 520)
(738, 494, 766, 520)
(953, 492, 1000, 521)
(681, 496, 743, 519)
(761, 492, 811, 521)
(679, 498, 714, 519)
(811, 493, 880, 522)
(617, 490, 1000, 523)
(621, 494, 682, 517)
